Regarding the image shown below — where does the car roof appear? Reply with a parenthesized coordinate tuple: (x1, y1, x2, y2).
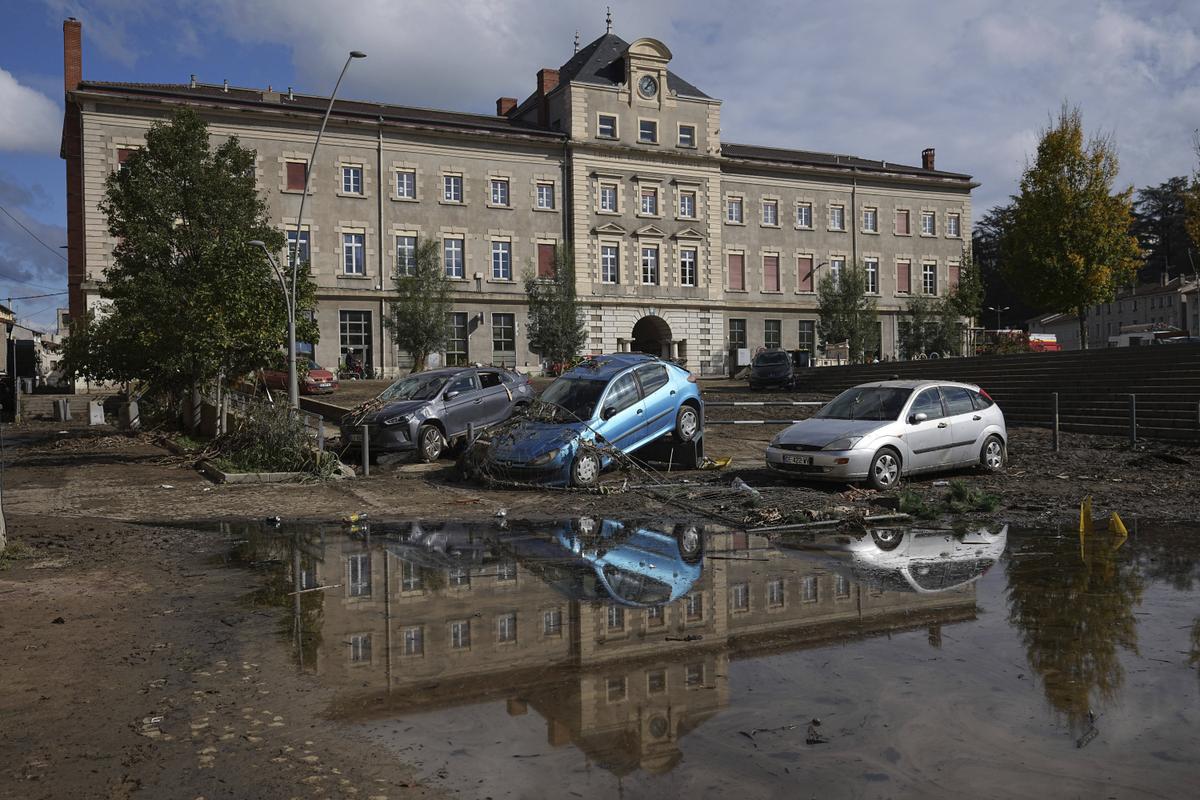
(853, 379, 980, 390)
(560, 353, 664, 380)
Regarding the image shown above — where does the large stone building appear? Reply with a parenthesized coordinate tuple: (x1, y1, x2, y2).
(61, 18, 976, 377)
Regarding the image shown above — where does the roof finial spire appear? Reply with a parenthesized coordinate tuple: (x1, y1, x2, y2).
(606, 6, 612, 34)
(574, 29, 580, 53)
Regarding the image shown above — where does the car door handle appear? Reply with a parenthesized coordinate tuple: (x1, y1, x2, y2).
(473, 399, 482, 404)
(670, 389, 676, 395)
(972, 415, 982, 421)
(937, 422, 948, 428)
(637, 409, 644, 415)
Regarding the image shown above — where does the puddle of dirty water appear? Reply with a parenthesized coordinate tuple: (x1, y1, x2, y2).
(220, 518, 1200, 799)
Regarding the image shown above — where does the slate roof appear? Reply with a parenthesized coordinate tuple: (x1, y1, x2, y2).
(558, 33, 710, 100)
(722, 142, 973, 181)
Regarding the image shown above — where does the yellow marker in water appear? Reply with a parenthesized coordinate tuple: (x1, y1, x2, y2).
(1079, 496, 1093, 535)
(1109, 511, 1128, 537)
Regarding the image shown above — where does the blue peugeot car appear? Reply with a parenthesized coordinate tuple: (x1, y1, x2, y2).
(480, 353, 703, 487)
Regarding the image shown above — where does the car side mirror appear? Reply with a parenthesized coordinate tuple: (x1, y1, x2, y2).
(601, 406, 618, 421)
(909, 411, 928, 424)
(445, 390, 460, 400)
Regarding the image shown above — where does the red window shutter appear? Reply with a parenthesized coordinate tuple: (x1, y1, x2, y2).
(728, 254, 744, 291)
(895, 210, 909, 235)
(764, 255, 779, 292)
(949, 265, 960, 289)
(897, 261, 911, 293)
(286, 162, 307, 191)
(797, 256, 813, 292)
(538, 243, 556, 278)
(117, 148, 135, 166)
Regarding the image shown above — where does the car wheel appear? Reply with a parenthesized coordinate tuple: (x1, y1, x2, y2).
(674, 404, 701, 443)
(980, 435, 1005, 472)
(570, 447, 601, 488)
(417, 424, 445, 463)
(871, 529, 904, 551)
(674, 524, 704, 563)
(867, 447, 901, 490)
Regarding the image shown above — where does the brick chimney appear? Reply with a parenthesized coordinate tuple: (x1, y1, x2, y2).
(536, 68, 559, 127)
(921, 147, 935, 171)
(64, 17, 82, 94)
(496, 96, 517, 116)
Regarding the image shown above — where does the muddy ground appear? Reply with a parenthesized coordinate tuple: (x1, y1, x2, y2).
(2, 390, 1198, 798)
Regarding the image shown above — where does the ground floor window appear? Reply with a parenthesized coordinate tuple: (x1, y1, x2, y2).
(764, 319, 782, 350)
(798, 320, 815, 354)
(729, 318, 747, 349)
(641, 245, 659, 285)
(339, 310, 373, 376)
(492, 312, 515, 367)
(447, 311, 469, 366)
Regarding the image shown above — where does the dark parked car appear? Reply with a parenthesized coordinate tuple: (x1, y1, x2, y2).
(749, 348, 794, 390)
(340, 366, 535, 461)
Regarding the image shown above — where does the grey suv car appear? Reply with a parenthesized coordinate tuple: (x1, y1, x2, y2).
(340, 367, 535, 461)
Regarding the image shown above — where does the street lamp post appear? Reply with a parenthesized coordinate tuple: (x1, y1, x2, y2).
(250, 240, 295, 400)
(283, 49, 367, 408)
(987, 305, 1010, 330)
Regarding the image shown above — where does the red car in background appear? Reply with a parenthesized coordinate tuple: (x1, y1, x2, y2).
(262, 360, 339, 395)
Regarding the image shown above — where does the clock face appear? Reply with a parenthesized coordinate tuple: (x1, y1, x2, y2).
(638, 74, 658, 98)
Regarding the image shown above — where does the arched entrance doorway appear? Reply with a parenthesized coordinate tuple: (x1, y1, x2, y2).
(631, 315, 672, 358)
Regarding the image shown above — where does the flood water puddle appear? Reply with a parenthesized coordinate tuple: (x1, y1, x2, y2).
(222, 518, 1200, 798)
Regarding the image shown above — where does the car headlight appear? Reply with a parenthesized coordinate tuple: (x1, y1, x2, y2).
(528, 448, 560, 466)
(382, 415, 409, 427)
(822, 436, 862, 451)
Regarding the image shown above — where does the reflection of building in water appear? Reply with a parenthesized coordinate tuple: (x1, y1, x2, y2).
(290, 525, 977, 775)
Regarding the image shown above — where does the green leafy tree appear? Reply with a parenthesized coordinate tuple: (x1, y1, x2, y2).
(1132, 176, 1196, 281)
(1001, 104, 1140, 348)
(898, 255, 979, 358)
(816, 263, 878, 362)
(897, 294, 934, 358)
(62, 108, 316, 399)
(383, 239, 452, 373)
(525, 247, 587, 366)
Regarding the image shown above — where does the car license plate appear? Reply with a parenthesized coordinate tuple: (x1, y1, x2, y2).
(782, 454, 811, 465)
(318, 382, 331, 388)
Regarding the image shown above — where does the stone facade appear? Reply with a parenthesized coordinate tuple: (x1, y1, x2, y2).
(62, 21, 975, 377)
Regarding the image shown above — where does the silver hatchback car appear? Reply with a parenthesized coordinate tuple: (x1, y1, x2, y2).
(765, 380, 1007, 489)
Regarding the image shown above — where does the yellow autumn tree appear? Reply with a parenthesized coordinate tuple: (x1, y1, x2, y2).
(1185, 132, 1200, 261)
(1002, 104, 1140, 348)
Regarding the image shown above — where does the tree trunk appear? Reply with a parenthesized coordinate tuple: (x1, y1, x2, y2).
(1077, 309, 1088, 350)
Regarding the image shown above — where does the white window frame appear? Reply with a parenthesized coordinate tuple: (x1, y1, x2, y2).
(678, 123, 696, 148)
(640, 187, 659, 216)
(342, 232, 365, 275)
(599, 183, 618, 213)
(403, 625, 423, 655)
(395, 234, 416, 276)
(862, 207, 878, 233)
(444, 237, 465, 279)
(726, 196, 744, 224)
(922, 262, 938, 295)
(491, 240, 512, 280)
(829, 256, 846, 287)
(761, 200, 778, 226)
(864, 257, 879, 294)
(341, 165, 363, 195)
(678, 190, 696, 219)
(946, 213, 961, 237)
(497, 612, 517, 643)
(830, 204, 846, 231)
(638, 119, 658, 144)
(443, 174, 463, 203)
(921, 211, 936, 236)
(796, 202, 813, 228)
(600, 244, 619, 285)
(679, 247, 697, 287)
(450, 619, 470, 649)
(490, 178, 510, 207)
(395, 169, 416, 199)
(640, 245, 659, 285)
(597, 113, 618, 139)
(536, 182, 555, 210)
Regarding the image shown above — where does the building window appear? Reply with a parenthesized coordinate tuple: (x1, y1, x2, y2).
(647, 669, 666, 693)
(798, 320, 815, 353)
(685, 593, 703, 621)
(490, 178, 510, 206)
(763, 254, 780, 292)
(639, 119, 658, 143)
(342, 233, 365, 275)
(686, 663, 705, 688)
(829, 257, 845, 287)
(395, 169, 415, 199)
(606, 677, 627, 702)
(491, 241, 512, 280)
(862, 207, 878, 232)
(403, 625, 424, 655)
(922, 262, 938, 295)
(599, 183, 618, 212)
(640, 188, 659, 215)
(949, 262, 961, 290)
(679, 190, 696, 218)
(796, 202, 813, 228)
(762, 200, 778, 226)
(543, 609, 563, 636)
(641, 245, 659, 285)
(443, 174, 463, 203)
(400, 558, 422, 591)
(729, 318, 747, 349)
(285, 229, 310, 268)
(536, 182, 555, 210)
(727, 252, 745, 290)
(601, 244, 619, 284)
(116, 147, 138, 169)
(731, 582, 749, 612)
(286, 160, 307, 191)
(339, 310, 372, 373)
(646, 605, 665, 626)
(921, 211, 936, 235)
(607, 605, 625, 631)
(897, 260, 912, 293)
(347, 553, 371, 597)
(835, 574, 851, 599)
(349, 633, 371, 663)
(497, 612, 517, 643)
(497, 560, 517, 582)
(395, 235, 416, 276)
(341, 165, 363, 194)
(801, 575, 819, 603)
(447, 311, 468, 365)
(443, 237, 464, 279)
(797, 255, 814, 292)
(678, 124, 696, 147)
(450, 620, 471, 649)
(492, 313, 515, 358)
(895, 209, 911, 235)
(830, 204, 846, 231)
(946, 213, 961, 237)
(597, 114, 617, 138)
(764, 319, 782, 350)
(865, 258, 879, 294)
(679, 248, 697, 287)
(726, 197, 744, 224)
(767, 577, 785, 607)
(448, 565, 470, 588)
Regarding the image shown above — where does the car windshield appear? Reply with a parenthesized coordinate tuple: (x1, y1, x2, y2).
(378, 373, 447, 402)
(754, 350, 790, 365)
(602, 565, 673, 605)
(308, 361, 323, 371)
(816, 386, 913, 421)
(536, 377, 607, 421)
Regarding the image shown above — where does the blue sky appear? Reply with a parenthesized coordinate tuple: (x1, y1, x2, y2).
(2, 0, 1199, 330)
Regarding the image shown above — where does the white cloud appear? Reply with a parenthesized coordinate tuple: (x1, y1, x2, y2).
(0, 69, 61, 154)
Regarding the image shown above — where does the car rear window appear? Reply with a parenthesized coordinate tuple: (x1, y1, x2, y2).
(478, 371, 502, 389)
(941, 386, 976, 416)
(971, 391, 994, 410)
(634, 364, 670, 395)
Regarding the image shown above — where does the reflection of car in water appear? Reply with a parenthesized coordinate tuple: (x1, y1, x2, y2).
(499, 518, 704, 607)
(378, 521, 495, 571)
(781, 525, 1008, 595)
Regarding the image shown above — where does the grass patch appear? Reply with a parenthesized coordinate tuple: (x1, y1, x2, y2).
(0, 540, 35, 570)
(172, 432, 210, 452)
(898, 480, 1000, 520)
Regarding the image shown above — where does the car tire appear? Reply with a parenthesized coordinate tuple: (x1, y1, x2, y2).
(417, 424, 445, 463)
(674, 404, 701, 443)
(980, 435, 1005, 472)
(674, 524, 704, 563)
(866, 447, 902, 490)
(570, 447, 602, 489)
(871, 529, 904, 551)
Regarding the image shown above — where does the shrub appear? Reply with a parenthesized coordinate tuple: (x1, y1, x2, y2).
(215, 400, 335, 478)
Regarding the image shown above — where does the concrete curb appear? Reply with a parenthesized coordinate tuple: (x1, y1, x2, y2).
(196, 458, 309, 485)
